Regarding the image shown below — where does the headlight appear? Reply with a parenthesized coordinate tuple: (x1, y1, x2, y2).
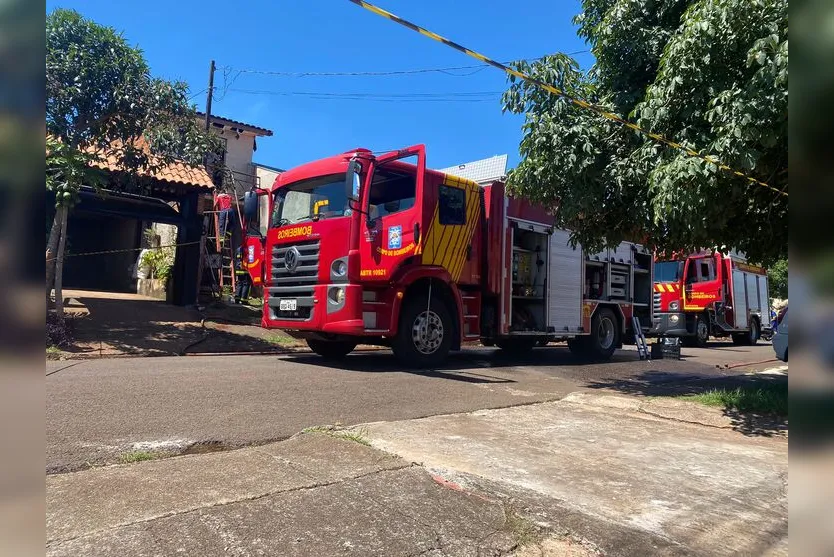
(329, 287, 345, 304)
(331, 259, 347, 277)
(669, 314, 680, 324)
(669, 301, 679, 311)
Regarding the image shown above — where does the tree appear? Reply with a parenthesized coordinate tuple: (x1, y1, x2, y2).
(767, 258, 788, 300)
(46, 9, 218, 319)
(502, 0, 787, 265)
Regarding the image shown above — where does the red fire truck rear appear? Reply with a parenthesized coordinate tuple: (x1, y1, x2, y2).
(650, 252, 770, 347)
(242, 145, 654, 367)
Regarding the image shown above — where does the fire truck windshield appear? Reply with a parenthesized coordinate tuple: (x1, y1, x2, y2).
(271, 174, 347, 227)
(654, 261, 684, 283)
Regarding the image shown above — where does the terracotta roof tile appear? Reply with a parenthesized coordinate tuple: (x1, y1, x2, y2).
(92, 137, 215, 190)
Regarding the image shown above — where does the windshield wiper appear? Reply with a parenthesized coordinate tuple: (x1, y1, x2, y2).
(295, 213, 324, 223)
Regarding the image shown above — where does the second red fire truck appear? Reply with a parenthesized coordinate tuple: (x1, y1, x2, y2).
(651, 252, 770, 347)
(242, 145, 654, 367)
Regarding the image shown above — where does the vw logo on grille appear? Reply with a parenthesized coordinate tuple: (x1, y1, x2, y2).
(284, 246, 301, 273)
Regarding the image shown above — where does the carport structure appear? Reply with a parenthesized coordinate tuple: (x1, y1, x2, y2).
(52, 150, 215, 306)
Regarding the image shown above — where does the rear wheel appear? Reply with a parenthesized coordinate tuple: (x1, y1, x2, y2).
(496, 338, 537, 353)
(306, 339, 357, 360)
(587, 308, 619, 360)
(567, 336, 588, 357)
(732, 318, 760, 346)
(392, 293, 453, 368)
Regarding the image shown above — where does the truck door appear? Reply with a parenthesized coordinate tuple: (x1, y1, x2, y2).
(242, 189, 269, 287)
(683, 255, 721, 310)
(358, 145, 426, 281)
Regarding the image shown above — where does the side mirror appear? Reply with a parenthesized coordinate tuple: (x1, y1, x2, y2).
(345, 159, 362, 203)
(243, 190, 259, 222)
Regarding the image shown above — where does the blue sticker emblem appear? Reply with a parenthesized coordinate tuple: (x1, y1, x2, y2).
(388, 225, 402, 249)
(247, 245, 255, 263)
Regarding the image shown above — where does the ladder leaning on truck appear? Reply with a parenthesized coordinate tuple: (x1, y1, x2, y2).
(241, 145, 654, 367)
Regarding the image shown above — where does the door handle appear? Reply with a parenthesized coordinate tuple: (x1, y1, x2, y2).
(414, 223, 420, 245)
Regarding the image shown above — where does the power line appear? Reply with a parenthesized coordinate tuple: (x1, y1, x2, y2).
(226, 88, 502, 103)
(347, 0, 784, 197)
(215, 51, 590, 79)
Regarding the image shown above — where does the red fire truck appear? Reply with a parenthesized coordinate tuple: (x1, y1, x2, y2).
(651, 252, 770, 347)
(242, 145, 654, 367)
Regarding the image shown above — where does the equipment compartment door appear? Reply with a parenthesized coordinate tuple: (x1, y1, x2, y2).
(548, 229, 583, 333)
(732, 269, 748, 328)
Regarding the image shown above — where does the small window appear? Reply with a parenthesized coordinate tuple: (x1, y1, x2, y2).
(368, 167, 416, 219)
(438, 185, 466, 225)
(698, 259, 715, 282)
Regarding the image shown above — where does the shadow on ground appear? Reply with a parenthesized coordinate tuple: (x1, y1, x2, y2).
(586, 370, 788, 437)
(63, 292, 282, 357)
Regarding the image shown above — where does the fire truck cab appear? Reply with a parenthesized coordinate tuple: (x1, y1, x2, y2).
(651, 251, 770, 346)
(242, 146, 653, 367)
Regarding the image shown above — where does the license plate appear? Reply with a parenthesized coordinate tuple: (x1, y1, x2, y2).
(279, 299, 297, 311)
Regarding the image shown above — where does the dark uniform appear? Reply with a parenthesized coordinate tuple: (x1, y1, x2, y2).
(234, 247, 252, 304)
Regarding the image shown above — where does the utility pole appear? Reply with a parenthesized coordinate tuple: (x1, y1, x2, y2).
(204, 60, 215, 131)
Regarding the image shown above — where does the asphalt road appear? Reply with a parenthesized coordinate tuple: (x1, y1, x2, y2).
(46, 342, 778, 473)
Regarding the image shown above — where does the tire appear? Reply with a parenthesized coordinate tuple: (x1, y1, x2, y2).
(732, 318, 760, 346)
(392, 293, 453, 368)
(693, 315, 710, 348)
(496, 338, 537, 353)
(587, 308, 620, 360)
(306, 339, 357, 360)
(567, 336, 588, 357)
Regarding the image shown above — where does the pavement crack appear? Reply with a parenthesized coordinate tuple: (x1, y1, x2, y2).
(46, 463, 412, 547)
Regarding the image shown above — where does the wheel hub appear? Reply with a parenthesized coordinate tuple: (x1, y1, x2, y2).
(412, 310, 444, 355)
(598, 318, 615, 350)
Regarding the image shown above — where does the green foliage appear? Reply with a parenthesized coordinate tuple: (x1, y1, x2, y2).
(140, 230, 174, 281)
(503, 0, 788, 265)
(46, 9, 218, 205)
(767, 258, 788, 299)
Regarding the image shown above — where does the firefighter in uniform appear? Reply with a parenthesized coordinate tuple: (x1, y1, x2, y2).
(234, 246, 252, 304)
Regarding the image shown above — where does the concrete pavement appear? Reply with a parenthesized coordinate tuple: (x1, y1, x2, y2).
(47, 391, 787, 556)
(360, 393, 788, 556)
(46, 344, 778, 473)
(48, 433, 532, 557)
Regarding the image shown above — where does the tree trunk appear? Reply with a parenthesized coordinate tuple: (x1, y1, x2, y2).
(54, 205, 69, 321)
(45, 207, 64, 305)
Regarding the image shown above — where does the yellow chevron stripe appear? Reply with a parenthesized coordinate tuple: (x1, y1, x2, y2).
(450, 187, 480, 280)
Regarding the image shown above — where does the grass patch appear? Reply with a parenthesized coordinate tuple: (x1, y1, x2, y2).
(46, 345, 61, 355)
(302, 425, 371, 446)
(265, 334, 297, 346)
(119, 450, 166, 464)
(503, 504, 542, 549)
(680, 383, 787, 416)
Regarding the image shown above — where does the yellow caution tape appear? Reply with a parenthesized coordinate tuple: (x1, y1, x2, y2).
(348, 0, 786, 197)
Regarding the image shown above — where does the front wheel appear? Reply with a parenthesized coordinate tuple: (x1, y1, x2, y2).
(693, 315, 710, 347)
(587, 308, 620, 360)
(306, 339, 357, 360)
(392, 293, 453, 368)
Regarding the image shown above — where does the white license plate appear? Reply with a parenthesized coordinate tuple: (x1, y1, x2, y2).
(279, 299, 297, 311)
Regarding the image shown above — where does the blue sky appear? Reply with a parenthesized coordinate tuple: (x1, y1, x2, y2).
(45, 0, 593, 170)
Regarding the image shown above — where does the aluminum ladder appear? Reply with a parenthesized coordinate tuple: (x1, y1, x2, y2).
(632, 316, 650, 360)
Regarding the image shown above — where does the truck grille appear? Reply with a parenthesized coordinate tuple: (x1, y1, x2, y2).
(653, 292, 661, 314)
(267, 240, 320, 321)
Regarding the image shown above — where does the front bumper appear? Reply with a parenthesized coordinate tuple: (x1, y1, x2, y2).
(650, 312, 689, 336)
(264, 283, 365, 336)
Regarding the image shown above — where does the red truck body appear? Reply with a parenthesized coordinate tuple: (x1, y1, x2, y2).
(650, 252, 770, 346)
(244, 145, 654, 366)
